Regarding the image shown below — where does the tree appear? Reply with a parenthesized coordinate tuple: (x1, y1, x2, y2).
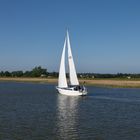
(31, 66, 48, 77)
(23, 71, 32, 77)
(11, 71, 23, 77)
(0, 71, 4, 77)
(4, 71, 11, 77)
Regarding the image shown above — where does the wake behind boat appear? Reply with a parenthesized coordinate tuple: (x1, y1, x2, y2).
(56, 31, 87, 96)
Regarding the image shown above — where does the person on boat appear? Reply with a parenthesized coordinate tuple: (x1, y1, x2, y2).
(74, 85, 85, 92)
(78, 85, 84, 92)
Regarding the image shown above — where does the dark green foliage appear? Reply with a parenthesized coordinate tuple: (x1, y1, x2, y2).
(0, 67, 140, 78)
(23, 71, 32, 77)
(31, 66, 48, 77)
(4, 71, 11, 77)
(0, 71, 4, 77)
(77, 73, 140, 79)
(48, 72, 58, 78)
(0, 66, 48, 77)
(11, 71, 23, 77)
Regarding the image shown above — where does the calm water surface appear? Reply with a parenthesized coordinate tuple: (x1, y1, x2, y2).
(0, 82, 140, 140)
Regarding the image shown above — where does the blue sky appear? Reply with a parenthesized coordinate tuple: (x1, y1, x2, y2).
(0, 0, 140, 73)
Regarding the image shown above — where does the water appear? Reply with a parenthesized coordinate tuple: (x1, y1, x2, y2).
(0, 82, 140, 140)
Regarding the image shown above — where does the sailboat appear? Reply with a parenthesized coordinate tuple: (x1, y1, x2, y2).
(56, 31, 87, 96)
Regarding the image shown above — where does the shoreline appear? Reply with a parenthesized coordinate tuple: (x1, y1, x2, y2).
(0, 77, 140, 88)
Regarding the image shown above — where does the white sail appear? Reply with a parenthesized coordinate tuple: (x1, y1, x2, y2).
(58, 38, 68, 88)
(67, 31, 79, 85)
(56, 31, 87, 96)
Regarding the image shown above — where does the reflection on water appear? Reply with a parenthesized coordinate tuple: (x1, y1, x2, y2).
(56, 95, 80, 139)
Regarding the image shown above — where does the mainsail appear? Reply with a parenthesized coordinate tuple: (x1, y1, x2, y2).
(67, 31, 79, 85)
(58, 38, 68, 88)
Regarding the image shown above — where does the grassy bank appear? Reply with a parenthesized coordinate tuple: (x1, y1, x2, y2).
(0, 77, 140, 88)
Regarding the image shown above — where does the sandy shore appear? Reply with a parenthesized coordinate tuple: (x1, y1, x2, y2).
(0, 77, 140, 88)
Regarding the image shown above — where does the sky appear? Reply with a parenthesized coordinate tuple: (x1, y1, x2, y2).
(0, 0, 140, 73)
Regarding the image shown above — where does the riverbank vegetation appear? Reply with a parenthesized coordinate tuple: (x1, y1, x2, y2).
(0, 66, 48, 77)
(0, 66, 140, 80)
(0, 66, 140, 88)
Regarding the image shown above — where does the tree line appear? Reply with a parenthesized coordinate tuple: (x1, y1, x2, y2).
(0, 66, 140, 78)
(0, 66, 48, 77)
(77, 73, 140, 79)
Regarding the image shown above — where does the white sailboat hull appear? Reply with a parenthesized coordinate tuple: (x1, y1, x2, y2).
(56, 87, 87, 96)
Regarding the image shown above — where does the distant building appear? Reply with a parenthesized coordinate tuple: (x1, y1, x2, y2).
(41, 74, 46, 77)
(127, 76, 131, 79)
